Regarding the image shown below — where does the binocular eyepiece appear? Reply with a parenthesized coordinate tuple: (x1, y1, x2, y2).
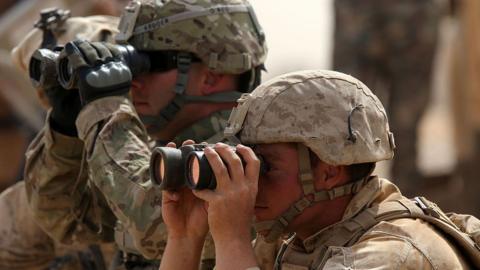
(29, 43, 151, 90)
(150, 144, 267, 191)
(29, 48, 61, 89)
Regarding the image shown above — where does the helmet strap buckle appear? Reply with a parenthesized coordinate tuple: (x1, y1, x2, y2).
(174, 52, 192, 94)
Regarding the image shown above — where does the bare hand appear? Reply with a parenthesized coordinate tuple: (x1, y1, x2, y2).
(161, 140, 208, 241)
(193, 143, 260, 243)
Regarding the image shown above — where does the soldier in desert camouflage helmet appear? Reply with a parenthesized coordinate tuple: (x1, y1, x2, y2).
(158, 70, 476, 269)
(24, 0, 267, 269)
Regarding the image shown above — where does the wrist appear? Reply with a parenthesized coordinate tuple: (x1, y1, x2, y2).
(167, 234, 206, 249)
(49, 114, 78, 137)
(212, 225, 252, 246)
(214, 237, 258, 270)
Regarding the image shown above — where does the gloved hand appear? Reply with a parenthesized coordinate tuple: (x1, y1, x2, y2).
(44, 85, 81, 137)
(59, 40, 132, 105)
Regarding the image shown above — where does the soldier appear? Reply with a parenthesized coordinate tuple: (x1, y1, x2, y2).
(333, 0, 445, 196)
(159, 70, 477, 269)
(0, 14, 120, 270)
(24, 0, 267, 269)
(0, 0, 128, 192)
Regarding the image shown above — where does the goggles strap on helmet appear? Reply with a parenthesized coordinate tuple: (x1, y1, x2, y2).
(246, 2, 265, 45)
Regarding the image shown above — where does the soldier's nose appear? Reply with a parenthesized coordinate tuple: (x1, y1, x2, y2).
(131, 79, 144, 92)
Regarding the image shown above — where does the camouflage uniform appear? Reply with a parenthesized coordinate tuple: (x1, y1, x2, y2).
(0, 181, 117, 270)
(25, 0, 267, 268)
(0, 181, 55, 270)
(223, 70, 472, 269)
(25, 104, 228, 266)
(0, 0, 126, 193)
(333, 0, 444, 195)
(276, 177, 470, 269)
(4, 15, 121, 270)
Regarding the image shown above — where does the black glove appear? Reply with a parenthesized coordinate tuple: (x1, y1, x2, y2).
(44, 85, 82, 137)
(60, 40, 132, 105)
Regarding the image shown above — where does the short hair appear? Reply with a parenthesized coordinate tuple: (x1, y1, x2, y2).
(309, 148, 375, 182)
(347, 162, 376, 182)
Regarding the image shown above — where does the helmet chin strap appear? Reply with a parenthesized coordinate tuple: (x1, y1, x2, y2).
(138, 52, 257, 135)
(254, 144, 370, 243)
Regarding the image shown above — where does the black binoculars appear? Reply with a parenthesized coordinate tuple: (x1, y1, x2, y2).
(29, 43, 150, 90)
(150, 144, 267, 191)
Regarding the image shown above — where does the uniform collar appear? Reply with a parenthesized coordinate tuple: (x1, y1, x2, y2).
(171, 109, 231, 145)
(298, 176, 403, 252)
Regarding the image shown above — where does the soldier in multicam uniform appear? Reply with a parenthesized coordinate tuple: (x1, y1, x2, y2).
(332, 0, 445, 196)
(24, 0, 267, 268)
(0, 14, 120, 270)
(158, 70, 478, 269)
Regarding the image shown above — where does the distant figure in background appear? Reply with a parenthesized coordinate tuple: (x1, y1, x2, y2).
(333, 0, 444, 196)
(449, 0, 480, 216)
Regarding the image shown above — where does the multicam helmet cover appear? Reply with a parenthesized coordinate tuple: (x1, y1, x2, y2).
(116, 0, 267, 74)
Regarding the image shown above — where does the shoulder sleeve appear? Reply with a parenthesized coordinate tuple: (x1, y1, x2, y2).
(323, 230, 433, 270)
(77, 97, 165, 259)
(0, 181, 54, 269)
(24, 114, 115, 245)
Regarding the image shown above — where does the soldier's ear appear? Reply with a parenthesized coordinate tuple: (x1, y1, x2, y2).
(313, 161, 348, 191)
(200, 69, 223, 94)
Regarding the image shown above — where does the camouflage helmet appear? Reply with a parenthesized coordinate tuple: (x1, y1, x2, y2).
(225, 70, 396, 242)
(12, 15, 119, 74)
(116, 0, 267, 74)
(225, 69, 395, 165)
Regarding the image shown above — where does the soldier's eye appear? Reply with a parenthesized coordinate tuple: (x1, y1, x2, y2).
(256, 154, 270, 175)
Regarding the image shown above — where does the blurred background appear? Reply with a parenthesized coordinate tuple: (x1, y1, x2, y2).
(0, 0, 478, 215)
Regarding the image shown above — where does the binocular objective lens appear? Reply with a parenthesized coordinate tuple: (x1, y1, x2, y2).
(188, 155, 201, 185)
(158, 156, 165, 183)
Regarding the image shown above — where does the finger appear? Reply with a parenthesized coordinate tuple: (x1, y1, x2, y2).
(104, 42, 122, 59)
(236, 145, 260, 183)
(204, 146, 230, 190)
(74, 40, 100, 66)
(166, 142, 176, 148)
(91, 42, 113, 62)
(214, 143, 244, 183)
(63, 41, 88, 68)
(192, 189, 216, 202)
(182, 140, 196, 146)
(162, 190, 180, 202)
